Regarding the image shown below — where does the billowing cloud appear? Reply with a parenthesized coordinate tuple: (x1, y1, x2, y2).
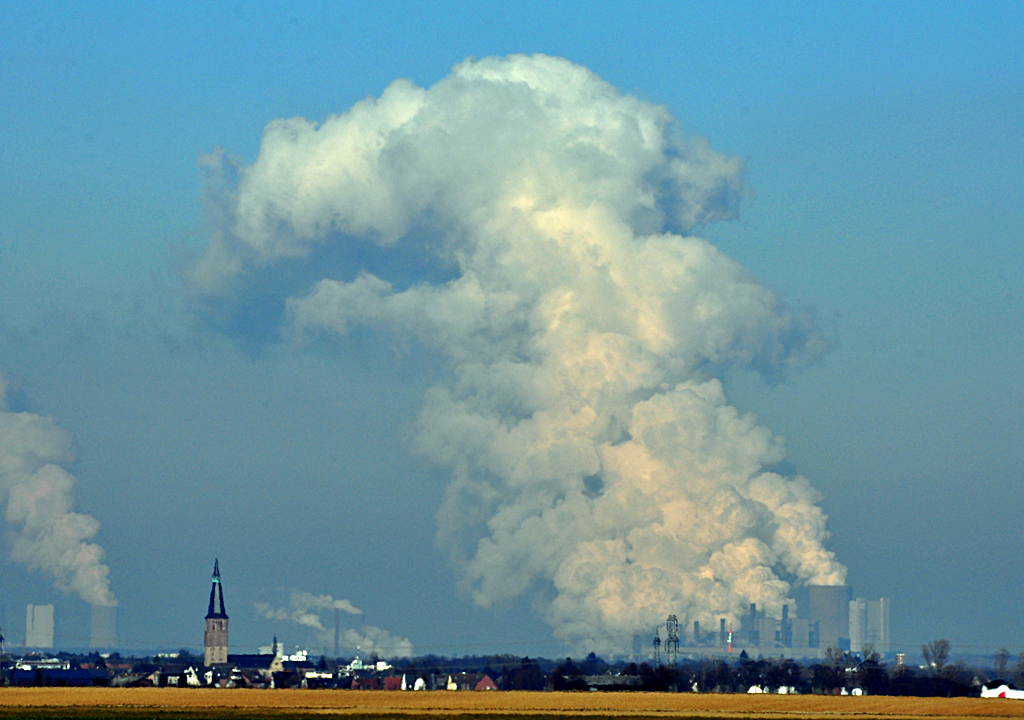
(0, 375, 117, 607)
(255, 592, 412, 658)
(191, 54, 843, 652)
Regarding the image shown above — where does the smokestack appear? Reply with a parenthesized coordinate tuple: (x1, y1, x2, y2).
(776, 604, 793, 648)
(89, 604, 117, 649)
(334, 608, 339, 658)
(719, 618, 726, 647)
(748, 603, 759, 646)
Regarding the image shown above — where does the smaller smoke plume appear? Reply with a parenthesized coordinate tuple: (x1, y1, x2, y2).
(0, 375, 117, 608)
(335, 625, 413, 659)
(255, 591, 412, 658)
(255, 592, 360, 630)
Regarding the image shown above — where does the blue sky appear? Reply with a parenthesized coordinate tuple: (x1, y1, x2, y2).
(1, 1, 1022, 658)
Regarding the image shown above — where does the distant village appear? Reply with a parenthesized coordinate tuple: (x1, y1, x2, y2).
(5, 641, 1024, 698)
(2, 561, 1021, 697)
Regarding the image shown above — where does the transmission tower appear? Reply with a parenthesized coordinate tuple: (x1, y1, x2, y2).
(652, 626, 661, 666)
(665, 614, 680, 666)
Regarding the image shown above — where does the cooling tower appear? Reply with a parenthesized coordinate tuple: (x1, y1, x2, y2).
(89, 604, 117, 649)
(806, 585, 852, 650)
(849, 597, 868, 653)
(26, 604, 55, 648)
(866, 598, 890, 653)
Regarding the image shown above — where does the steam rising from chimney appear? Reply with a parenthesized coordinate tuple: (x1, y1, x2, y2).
(256, 592, 412, 658)
(190, 54, 844, 651)
(0, 375, 117, 608)
(255, 591, 362, 630)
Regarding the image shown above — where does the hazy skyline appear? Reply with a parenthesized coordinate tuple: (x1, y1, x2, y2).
(1, 2, 1022, 657)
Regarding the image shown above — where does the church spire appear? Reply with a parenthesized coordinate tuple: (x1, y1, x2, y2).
(206, 557, 228, 619)
(204, 558, 230, 666)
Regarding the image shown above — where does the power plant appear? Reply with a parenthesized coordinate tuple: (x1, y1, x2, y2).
(17, 603, 115, 651)
(649, 585, 891, 660)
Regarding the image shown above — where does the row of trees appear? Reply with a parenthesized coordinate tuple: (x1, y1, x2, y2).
(545, 644, 977, 696)
(383, 641, 990, 696)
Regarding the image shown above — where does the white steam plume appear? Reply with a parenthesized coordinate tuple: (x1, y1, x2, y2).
(191, 55, 844, 652)
(255, 592, 412, 658)
(0, 375, 117, 607)
(255, 591, 361, 630)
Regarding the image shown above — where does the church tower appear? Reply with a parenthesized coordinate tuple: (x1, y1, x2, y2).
(203, 558, 229, 665)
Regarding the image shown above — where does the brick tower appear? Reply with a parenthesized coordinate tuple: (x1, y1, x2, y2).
(203, 558, 229, 665)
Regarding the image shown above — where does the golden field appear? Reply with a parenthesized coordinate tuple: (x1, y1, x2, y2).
(3, 688, 1024, 720)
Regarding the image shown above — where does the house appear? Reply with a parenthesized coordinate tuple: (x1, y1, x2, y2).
(438, 673, 498, 691)
(475, 675, 498, 691)
(158, 666, 201, 687)
(583, 674, 643, 691)
(8, 666, 107, 687)
(229, 653, 283, 680)
(110, 673, 153, 688)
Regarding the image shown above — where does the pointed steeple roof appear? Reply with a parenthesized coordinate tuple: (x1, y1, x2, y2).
(206, 557, 228, 619)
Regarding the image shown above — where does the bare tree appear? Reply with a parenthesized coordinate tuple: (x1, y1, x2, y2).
(995, 647, 1011, 679)
(856, 644, 888, 695)
(922, 639, 951, 675)
(825, 645, 852, 671)
(820, 645, 853, 692)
